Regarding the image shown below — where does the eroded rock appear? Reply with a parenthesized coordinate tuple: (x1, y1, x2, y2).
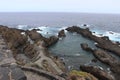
(80, 65, 115, 80)
(81, 43, 93, 52)
(0, 65, 27, 80)
(66, 26, 120, 56)
(58, 29, 66, 37)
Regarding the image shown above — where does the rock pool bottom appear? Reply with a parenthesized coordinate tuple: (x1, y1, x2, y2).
(49, 32, 109, 71)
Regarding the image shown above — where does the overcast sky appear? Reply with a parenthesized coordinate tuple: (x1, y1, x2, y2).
(0, 0, 120, 13)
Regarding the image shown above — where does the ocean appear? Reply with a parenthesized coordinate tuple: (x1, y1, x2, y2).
(0, 12, 120, 71)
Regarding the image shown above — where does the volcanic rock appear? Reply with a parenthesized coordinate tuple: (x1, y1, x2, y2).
(0, 65, 27, 80)
(81, 43, 93, 52)
(58, 29, 66, 37)
(80, 43, 120, 80)
(80, 65, 115, 80)
(66, 26, 120, 56)
(26, 29, 44, 41)
(44, 36, 59, 47)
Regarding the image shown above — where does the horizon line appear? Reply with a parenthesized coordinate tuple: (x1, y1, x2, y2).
(0, 11, 120, 14)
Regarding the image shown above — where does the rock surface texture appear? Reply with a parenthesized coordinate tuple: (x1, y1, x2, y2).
(58, 29, 66, 37)
(66, 26, 120, 56)
(0, 35, 26, 80)
(66, 26, 120, 80)
(0, 25, 66, 80)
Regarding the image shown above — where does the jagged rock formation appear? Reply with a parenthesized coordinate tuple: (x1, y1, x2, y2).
(80, 65, 115, 80)
(66, 26, 120, 56)
(80, 43, 120, 80)
(66, 26, 120, 80)
(0, 35, 27, 80)
(58, 29, 66, 37)
(81, 43, 93, 52)
(20, 66, 65, 80)
(0, 25, 66, 80)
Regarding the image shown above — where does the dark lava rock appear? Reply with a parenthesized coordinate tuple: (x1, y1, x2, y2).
(66, 26, 120, 57)
(26, 29, 59, 47)
(3, 29, 27, 49)
(80, 65, 115, 80)
(81, 43, 93, 52)
(44, 36, 59, 47)
(26, 29, 44, 41)
(81, 43, 120, 80)
(58, 29, 66, 37)
(91, 58, 97, 63)
(93, 49, 117, 65)
(23, 43, 37, 59)
(0, 65, 26, 80)
(0, 26, 38, 59)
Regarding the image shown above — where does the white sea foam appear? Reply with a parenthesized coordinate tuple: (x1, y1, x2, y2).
(98, 66, 104, 70)
(75, 53, 81, 56)
(21, 32, 26, 36)
(92, 29, 120, 42)
(92, 32, 103, 37)
(17, 25, 28, 30)
(104, 31, 120, 42)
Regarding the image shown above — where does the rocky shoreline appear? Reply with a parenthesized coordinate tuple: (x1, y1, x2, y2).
(66, 26, 120, 80)
(0, 25, 120, 80)
(0, 25, 66, 80)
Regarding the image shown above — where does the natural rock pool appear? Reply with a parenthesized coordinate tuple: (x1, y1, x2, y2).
(28, 26, 110, 71)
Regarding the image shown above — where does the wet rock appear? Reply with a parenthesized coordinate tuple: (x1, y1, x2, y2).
(93, 49, 117, 65)
(81, 43, 93, 52)
(81, 44, 120, 80)
(58, 29, 66, 37)
(80, 65, 114, 80)
(91, 58, 97, 63)
(93, 49, 120, 80)
(26, 29, 44, 41)
(44, 36, 59, 47)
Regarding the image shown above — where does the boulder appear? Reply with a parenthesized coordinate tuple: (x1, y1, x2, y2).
(26, 29, 43, 41)
(91, 58, 97, 63)
(44, 36, 59, 47)
(81, 43, 93, 52)
(58, 29, 66, 37)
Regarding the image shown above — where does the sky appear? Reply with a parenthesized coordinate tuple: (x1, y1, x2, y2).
(0, 0, 120, 13)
